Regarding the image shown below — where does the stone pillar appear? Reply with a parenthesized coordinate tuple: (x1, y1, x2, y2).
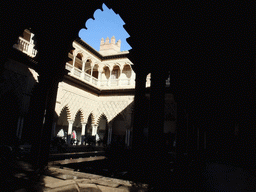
(24, 75, 54, 168)
(67, 120, 74, 144)
(32, 71, 65, 169)
(129, 71, 148, 178)
(107, 125, 112, 145)
(16, 116, 24, 139)
(131, 72, 147, 150)
(147, 71, 168, 186)
(92, 124, 98, 144)
(92, 124, 98, 136)
(81, 122, 87, 145)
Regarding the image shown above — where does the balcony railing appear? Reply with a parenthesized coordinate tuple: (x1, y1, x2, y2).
(13, 37, 37, 57)
(65, 63, 73, 71)
(65, 63, 136, 89)
(110, 79, 119, 86)
(84, 72, 91, 81)
(74, 68, 82, 77)
(92, 76, 98, 85)
(119, 79, 130, 85)
(100, 80, 108, 87)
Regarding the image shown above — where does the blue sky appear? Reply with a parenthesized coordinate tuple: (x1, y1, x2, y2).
(79, 3, 131, 52)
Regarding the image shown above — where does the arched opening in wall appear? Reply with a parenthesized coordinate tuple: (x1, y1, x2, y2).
(110, 65, 121, 86)
(92, 64, 99, 79)
(111, 65, 120, 79)
(56, 107, 69, 143)
(97, 115, 108, 146)
(121, 64, 132, 79)
(120, 64, 132, 85)
(73, 111, 83, 145)
(86, 114, 93, 136)
(0, 91, 20, 146)
(85, 59, 92, 75)
(102, 66, 110, 80)
(112, 114, 126, 146)
(74, 53, 83, 70)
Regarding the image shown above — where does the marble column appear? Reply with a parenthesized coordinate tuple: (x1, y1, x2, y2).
(67, 120, 74, 144)
(107, 125, 112, 145)
(92, 124, 98, 136)
(91, 124, 98, 145)
(16, 116, 24, 139)
(125, 129, 131, 147)
(81, 122, 87, 145)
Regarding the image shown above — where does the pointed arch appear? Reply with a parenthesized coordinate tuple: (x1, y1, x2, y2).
(56, 105, 71, 141)
(112, 112, 128, 135)
(111, 65, 121, 80)
(102, 65, 110, 80)
(74, 52, 83, 70)
(59, 105, 72, 121)
(85, 112, 96, 124)
(84, 59, 93, 74)
(92, 63, 99, 79)
(121, 64, 132, 79)
(97, 113, 109, 145)
(96, 113, 109, 125)
(75, 108, 85, 122)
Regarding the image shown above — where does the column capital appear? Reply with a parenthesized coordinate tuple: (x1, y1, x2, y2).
(98, 67, 103, 73)
(81, 122, 87, 126)
(82, 56, 88, 63)
(120, 64, 123, 72)
(109, 65, 114, 71)
(68, 120, 74, 124)
(73, 51, 78, 57)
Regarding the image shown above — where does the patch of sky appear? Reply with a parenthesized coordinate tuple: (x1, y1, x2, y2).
(79, 3, 131, 52)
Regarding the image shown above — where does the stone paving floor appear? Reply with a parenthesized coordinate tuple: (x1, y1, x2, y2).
(2, 160, 148, 192)
(2, 158, 255, 192)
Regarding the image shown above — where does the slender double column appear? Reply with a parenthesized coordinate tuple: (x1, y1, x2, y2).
(81, 122, 87, 145)
(67, 120, 74, 144)
(81, 60, 86, 79)
(107, 124, 112, 145)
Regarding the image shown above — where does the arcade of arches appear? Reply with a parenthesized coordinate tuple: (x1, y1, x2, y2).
(1, 29, 177, 148)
